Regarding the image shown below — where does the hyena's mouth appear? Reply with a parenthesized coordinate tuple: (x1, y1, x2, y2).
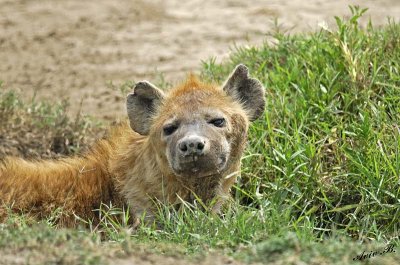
(173, 153, 228, 178)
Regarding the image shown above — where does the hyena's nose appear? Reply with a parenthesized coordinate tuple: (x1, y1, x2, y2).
(178, 135, 208, 156)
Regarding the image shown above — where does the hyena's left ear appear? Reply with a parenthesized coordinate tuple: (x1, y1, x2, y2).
(223, 64, 265, 121)
(126, 81, 165, 135)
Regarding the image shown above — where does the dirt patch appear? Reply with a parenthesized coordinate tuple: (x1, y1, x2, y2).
(0, 0, 399, 120)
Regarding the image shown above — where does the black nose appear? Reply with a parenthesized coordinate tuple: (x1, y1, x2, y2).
(178, 136, 207, 156)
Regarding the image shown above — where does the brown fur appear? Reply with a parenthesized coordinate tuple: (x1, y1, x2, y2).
(0, 65, 265, 227)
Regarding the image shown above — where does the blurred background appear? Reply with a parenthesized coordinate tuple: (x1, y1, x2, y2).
(1, 0, 399, 119)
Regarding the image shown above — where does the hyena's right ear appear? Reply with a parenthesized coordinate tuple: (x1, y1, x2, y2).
(126, 81, 165, 135)
(223, 64, 265, 121)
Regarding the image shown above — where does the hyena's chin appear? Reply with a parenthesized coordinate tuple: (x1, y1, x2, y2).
(171, 154, 228, 178)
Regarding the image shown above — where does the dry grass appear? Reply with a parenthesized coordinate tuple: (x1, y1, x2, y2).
(0, 89, 101, 159)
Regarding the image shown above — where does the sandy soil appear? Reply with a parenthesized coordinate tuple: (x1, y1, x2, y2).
(0, 0, 399, 120)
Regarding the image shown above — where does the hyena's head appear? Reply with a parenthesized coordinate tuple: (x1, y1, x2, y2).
(126, 64, 265, 180)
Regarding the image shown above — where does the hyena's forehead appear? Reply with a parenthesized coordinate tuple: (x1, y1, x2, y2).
(160, 93, 233, 122)
(162, 83, 234, 109)
(162, 107, 227, 124)
(165, 75, 229, 102)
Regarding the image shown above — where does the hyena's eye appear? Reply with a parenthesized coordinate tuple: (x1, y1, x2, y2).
(209, 118, 226, 128)
(163, 124, 178, 136)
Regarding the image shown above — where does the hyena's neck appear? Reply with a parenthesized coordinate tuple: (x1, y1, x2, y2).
(109, 127, 175, 215)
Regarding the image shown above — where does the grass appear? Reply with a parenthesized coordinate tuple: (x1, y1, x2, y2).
(1, 7, 400, 265)
(204, 6, 400, 241)
(0, 89, 100, 159)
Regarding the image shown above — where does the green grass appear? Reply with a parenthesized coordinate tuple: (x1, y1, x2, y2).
(204, 6, 400, 241)
(1, 7, 400, 265)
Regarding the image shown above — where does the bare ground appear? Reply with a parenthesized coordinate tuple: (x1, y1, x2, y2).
(1, 0, 399, 120)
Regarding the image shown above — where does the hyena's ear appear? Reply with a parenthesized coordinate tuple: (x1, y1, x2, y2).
(223, 64, 265, 121)
(126, 81, 165, 135)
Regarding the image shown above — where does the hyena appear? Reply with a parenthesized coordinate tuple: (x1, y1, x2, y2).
(0, 64, 265, 227)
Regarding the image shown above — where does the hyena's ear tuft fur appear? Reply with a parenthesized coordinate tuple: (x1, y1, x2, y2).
(223, 64, 266, 121)
(126, 81, 165, 135)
